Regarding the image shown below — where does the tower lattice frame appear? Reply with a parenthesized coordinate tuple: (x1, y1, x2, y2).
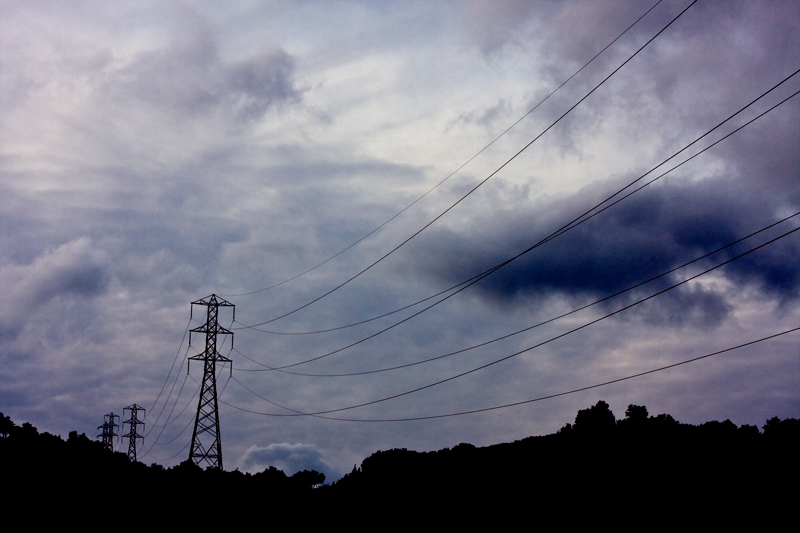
(188, 294, 234, 470)
(122, 404, 146, 462)
(97, 412, 119, 451)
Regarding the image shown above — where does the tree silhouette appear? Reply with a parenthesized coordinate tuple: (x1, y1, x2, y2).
(625, 404, 648, 421)
(290, 469, 326, 490)
(574, 400, 616, 434)
(0, 413, 12, 438)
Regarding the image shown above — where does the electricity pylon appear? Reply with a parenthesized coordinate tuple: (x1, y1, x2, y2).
(97, 412, 119, 451)
(188, 294, 234, 470)
(122, 404, 146, 462)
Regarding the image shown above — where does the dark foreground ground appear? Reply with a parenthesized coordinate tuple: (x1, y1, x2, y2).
(3, 401, 797, 527)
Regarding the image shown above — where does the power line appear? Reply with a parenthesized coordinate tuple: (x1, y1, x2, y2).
(317, 327, 800, 422)
(145, 318, 191, 414)
(232, 210, 800, 376)
(239, 276, 475, 335)
(155, 374, 196, 429)
(149, 438, 193, 464)
(230, 225, 800, 416)
(233, 84, 800, 371)
(143, 342, 192, 440)
(142, 359, 229, 460)
(152, 367, 228, 448)
(224, 326, 800, 422)
(142, 321, 236, 460)
(140, 375, 199, 459)
(222, 0, 665, 299)
(232, 0, 698, 327)
(235, 66, 800, 337)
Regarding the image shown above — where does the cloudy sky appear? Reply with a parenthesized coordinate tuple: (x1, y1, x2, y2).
(1, 0, 798, 479)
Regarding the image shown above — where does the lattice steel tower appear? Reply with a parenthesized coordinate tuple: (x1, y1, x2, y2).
(188, 294, 234, 470)
(122, 404, 146, 462)
(97, 412, 119, 451)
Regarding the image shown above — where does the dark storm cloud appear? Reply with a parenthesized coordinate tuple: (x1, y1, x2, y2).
(416, 0, 800, 329)
(404, 173, 800, 327)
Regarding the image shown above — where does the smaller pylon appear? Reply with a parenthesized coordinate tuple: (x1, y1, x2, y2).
(122, 404, 146, 462)
(97, 412, 119, 451)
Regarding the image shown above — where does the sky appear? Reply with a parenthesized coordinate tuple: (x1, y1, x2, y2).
(1, 0, 798, 480)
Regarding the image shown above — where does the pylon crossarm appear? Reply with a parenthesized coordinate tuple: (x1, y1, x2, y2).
(187, 294, 233, 470)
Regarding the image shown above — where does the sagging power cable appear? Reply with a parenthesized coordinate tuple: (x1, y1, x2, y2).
(233, 210, 800, 376)
(233, 83, 800, 371)
(223, 326, 800, 421)
(234, 0, 699, 327)
(231, 224, 799, 416)
(222, 0, 665, 299)
(237, 66, 800, 337)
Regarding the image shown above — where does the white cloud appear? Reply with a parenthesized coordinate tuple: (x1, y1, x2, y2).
(238, 442, 339, 480)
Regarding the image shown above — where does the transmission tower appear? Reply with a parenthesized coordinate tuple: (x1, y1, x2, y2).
(188, 294, 234, 470)
(96, 412, 119, 451)
(122, 404, 146, 462)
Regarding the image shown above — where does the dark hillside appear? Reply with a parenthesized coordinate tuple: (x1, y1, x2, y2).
(2, 403, 797, 525)
(331, 402, 799, 521)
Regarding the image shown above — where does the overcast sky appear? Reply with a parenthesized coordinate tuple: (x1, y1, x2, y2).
(1, 0, 798, 480)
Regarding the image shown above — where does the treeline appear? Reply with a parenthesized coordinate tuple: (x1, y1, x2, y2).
(329, 402, 799, 523)
(0, 412, 326, 522)
(2, 403, 798, 524)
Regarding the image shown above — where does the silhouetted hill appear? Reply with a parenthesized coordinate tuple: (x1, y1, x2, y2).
(0, 411, 326, 525)
(2, 402, 797, 525)
(331, 402, 799, 524)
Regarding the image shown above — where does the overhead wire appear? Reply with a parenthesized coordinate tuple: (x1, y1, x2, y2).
(143, 338, 193, 441)
(145, 317, 191, 414)
(232, 82, 800, 371)
(161, 374, 196, 428)
(144, 364, 229, 460)
(229, 224, 800, 417)
(232, 210, 800, 376)
(142, 320, 233, 456)
(221, 0, 665, 299)
(151, 407, 196, 447)
(141, 313, 204, 461)
(236, 66, 800, 336)
(158, 439, 193, 463)
(145, 0, 797, 451)
(232, 0, 699, 327)
(150, 327, 234, 456)
(312, 327, 800, 422)
(141, 373, 198, 457)
(223, 327, 800, 421)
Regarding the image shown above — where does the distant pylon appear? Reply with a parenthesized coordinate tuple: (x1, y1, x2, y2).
(188, 294, 234, 470)
(122, 404, 146, 462)
(97, 412, 119, 451)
